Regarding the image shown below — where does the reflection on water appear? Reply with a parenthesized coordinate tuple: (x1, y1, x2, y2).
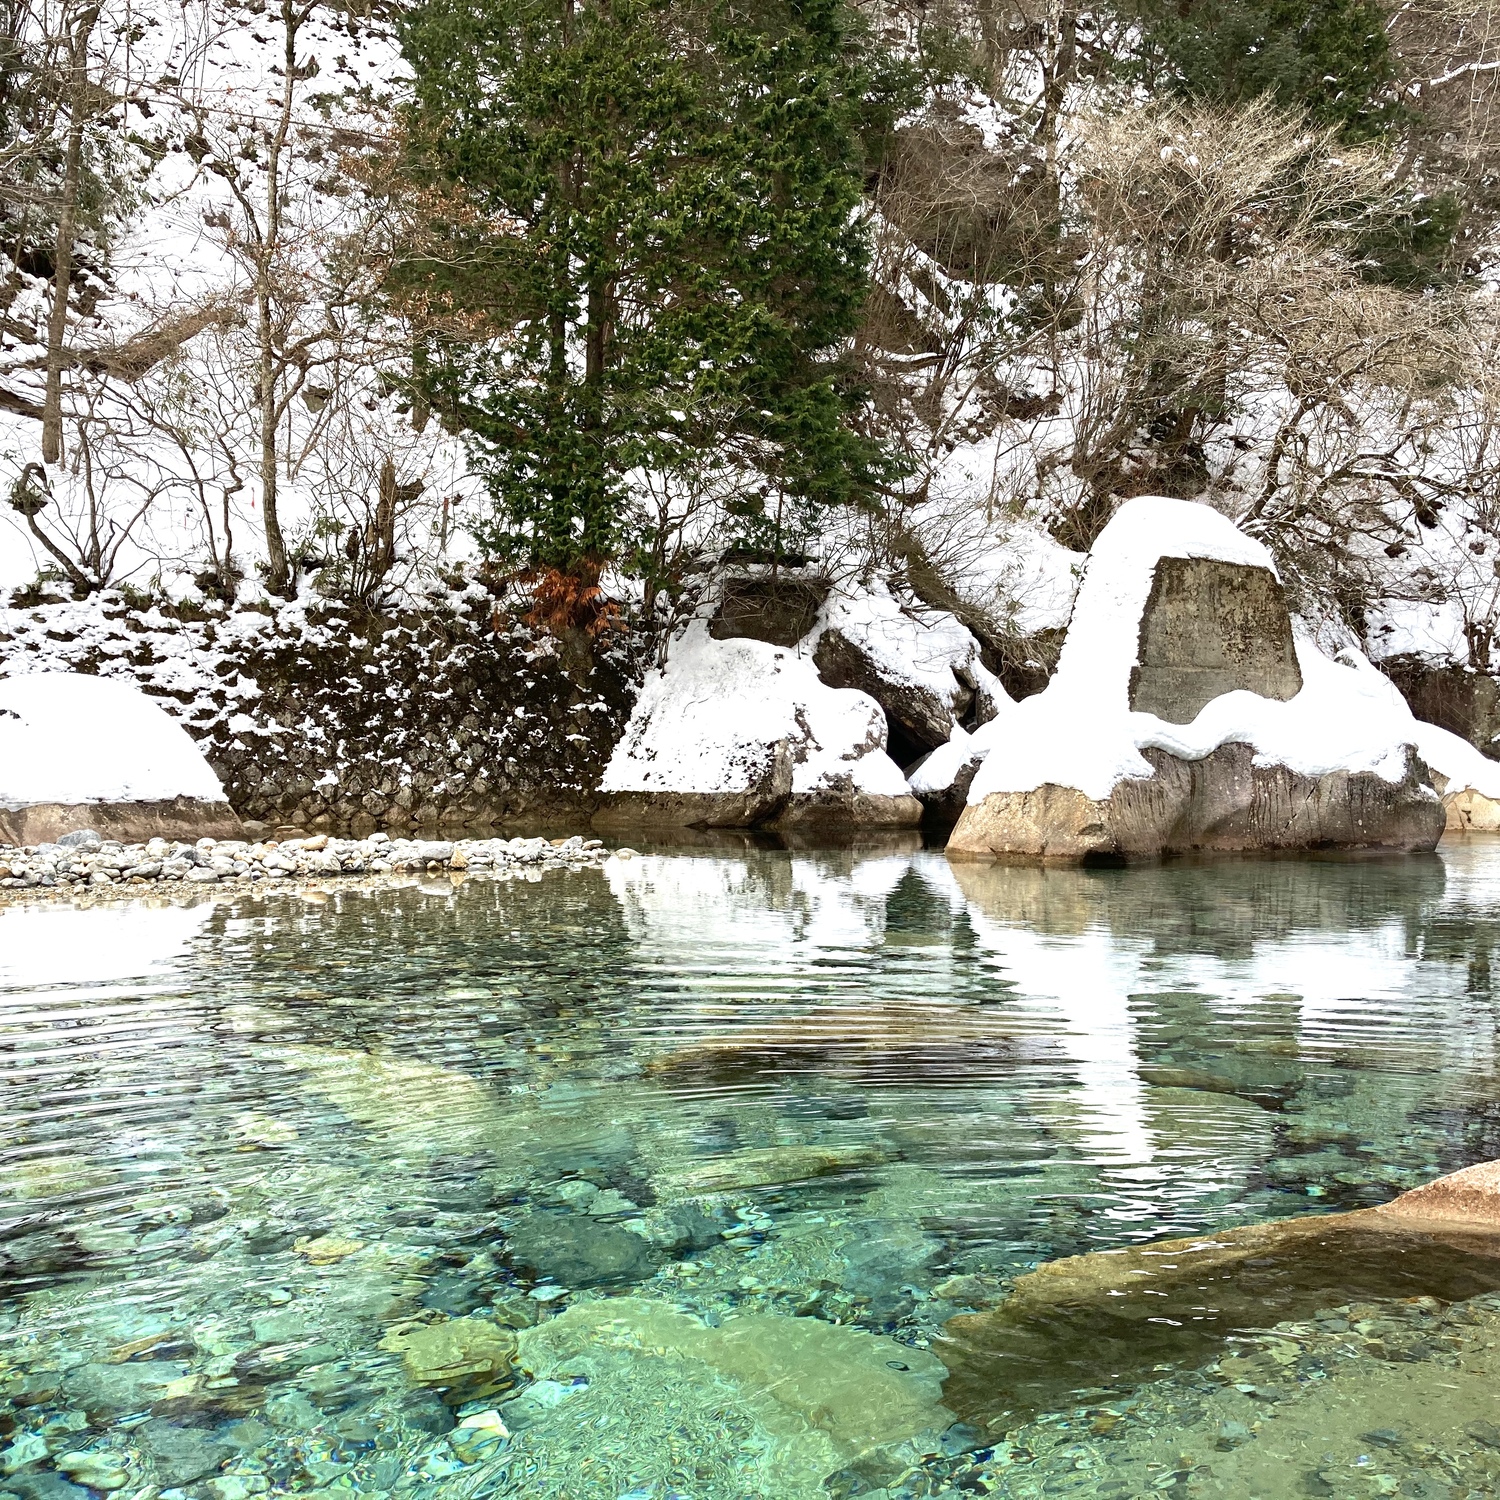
(3, 845, 1500, 1496)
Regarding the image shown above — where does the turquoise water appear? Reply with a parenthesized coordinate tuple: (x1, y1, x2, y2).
(5, 844, 1500, 1497)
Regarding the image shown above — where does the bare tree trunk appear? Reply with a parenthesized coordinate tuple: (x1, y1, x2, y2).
(258, 0, 300, 597)
(41, 3, 97, 466)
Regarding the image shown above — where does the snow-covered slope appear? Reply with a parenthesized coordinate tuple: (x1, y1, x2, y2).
(0, 672, 228, 808)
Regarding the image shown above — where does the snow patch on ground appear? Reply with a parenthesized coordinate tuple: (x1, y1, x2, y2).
(600, 621, 909, 797)
(0, 673, 229, 808)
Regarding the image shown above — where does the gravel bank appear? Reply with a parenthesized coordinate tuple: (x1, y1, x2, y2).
(0, 830, 627, 898)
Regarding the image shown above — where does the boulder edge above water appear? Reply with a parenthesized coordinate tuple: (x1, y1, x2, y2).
(945, 497, 1450, 863)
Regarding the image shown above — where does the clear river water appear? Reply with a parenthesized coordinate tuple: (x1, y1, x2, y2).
(6, 841, 1500, 1499)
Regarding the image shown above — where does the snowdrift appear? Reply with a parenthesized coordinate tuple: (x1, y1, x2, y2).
(0, 673, 240, 845)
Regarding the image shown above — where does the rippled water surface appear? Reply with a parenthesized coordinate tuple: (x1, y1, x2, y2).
(7, 843, 1500, 1498)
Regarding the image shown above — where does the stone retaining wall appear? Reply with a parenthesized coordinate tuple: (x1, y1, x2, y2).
(0, 593, 646, 832)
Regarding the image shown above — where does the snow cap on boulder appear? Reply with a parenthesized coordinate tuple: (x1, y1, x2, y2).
(948, 496, 1451, 860)
(595, 619, 920, 831)
(0, 672, 238, 844)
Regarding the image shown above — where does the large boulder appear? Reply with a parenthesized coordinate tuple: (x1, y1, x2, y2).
(0, 673, 240, 845)
(594, 621, 920, 832)
(811, 582, 1008, 767)
(946, 497, 1447, 862)
(937, 1158, 1500, 1432)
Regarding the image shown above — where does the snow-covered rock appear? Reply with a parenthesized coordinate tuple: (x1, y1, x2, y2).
(812, 580, 1009, 764)
(594, 621, 921, 831)
(945, 497, 1449, 861)
(0, 673, 240, 845)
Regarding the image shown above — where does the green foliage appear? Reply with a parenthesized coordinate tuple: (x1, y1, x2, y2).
(1356, 190, 1464, 289)
(398, 0, 904, 575)
(1128, 0, 1398, 140)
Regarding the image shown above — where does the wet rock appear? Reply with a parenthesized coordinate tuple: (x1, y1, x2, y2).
(378, 1316, 516, 1388)
(663, 1143, 886, 1196)
(261, 1390, 320, 1431)
(62, 1359, 189, 1419)
(134, 1420, 235, 1486)
(505, 1213, 660, 1288)
(647, 1001, 1053, 1086)
(497, 1377, 583, 1431)
(647, 1203, 724, 1253)
(418, 1269, 484, 1317)
(936, 1214, 1500, 1431)
(394, 1390, 454, 1436)
(1378, 1158, 1500, 1228)
(3, 1475, 92, 1500)
(517, 1296, 952, 1468)
(219, 1418, 272, 1453)
(53, 1452, 129, 1491)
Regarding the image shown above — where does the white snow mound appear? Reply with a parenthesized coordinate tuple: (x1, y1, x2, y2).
(949, 496, 1500, 806)
(0, 673, 229, 810)
(600, 621, 910, 798)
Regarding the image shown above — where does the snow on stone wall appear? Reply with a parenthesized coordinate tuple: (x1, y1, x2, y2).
(0, 594, 645, 829)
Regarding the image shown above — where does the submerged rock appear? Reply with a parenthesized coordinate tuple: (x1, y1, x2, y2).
(133, 1418, 235, 1486)
(504, 1212, 661, 1288)
(646, 999, 1054, 1085)
(661, 1143, 887, 1196)
(937, 1158, 1500, 1431)
(517, 1296, 953, 1474)
(379, 1316, 517, 1388)
(62, 1359, 191, 1419)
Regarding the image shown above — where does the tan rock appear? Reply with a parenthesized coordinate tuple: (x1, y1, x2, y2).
(380, 1317, 517, 1388)
(937, 1166, 1500, 1432)
(948, 743, 1443, 864)
(1443, 787, 1500, 832)
(1377, 1158, 1500, 1228)
(293, 1235, 363, 1265)
(0, 796, 243, 847)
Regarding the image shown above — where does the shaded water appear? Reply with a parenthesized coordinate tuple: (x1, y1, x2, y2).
(6, 845, 1500, 1496)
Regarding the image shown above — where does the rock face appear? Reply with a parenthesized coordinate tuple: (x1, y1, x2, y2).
(1440, 785, 1500, 832)
(948, 497, 1447, 864)
(951, 742, 1443, 861)
(709, 576, 829, 647)
(1128, 557, 1302, 722)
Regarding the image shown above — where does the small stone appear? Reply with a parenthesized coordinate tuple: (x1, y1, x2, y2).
(506, 1212, 660, 1289)
(292, 1235, 363, 1264)
(378, 1317, 516, 1388)
(0, 1432, 48, 1473)
(1468, 1420, 1500, 1448)
(54, 1452, 129, 1491)
(133, 1418, 234, 1484)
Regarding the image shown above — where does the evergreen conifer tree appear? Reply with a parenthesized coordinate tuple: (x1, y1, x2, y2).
(397, 0, 899, 578)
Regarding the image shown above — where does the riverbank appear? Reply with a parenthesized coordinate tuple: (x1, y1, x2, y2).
(0, 831, 629, 901)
